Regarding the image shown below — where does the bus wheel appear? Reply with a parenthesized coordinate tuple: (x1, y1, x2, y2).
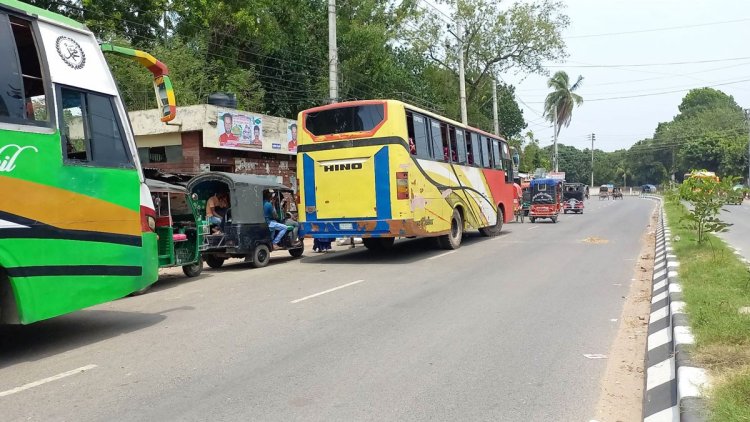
(250, 244, 271, 268)
(205, 255, 225, 269)
(130, 285, 152, 296)
(479, 206, 503, 237)
(363, 237, 394, 251)
(439, 208, 463, 250)
(182, 261, 203, 277)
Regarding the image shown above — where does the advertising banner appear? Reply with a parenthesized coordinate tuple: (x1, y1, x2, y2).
(206, 111, 297, 155)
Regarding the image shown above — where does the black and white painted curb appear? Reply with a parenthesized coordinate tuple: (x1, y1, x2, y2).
(642, 197, 709, 422)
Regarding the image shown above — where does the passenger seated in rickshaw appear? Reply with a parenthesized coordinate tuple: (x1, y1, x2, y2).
(206, 191, 228, 234)
(280, 194, 301, 246)
(263, 191, 293, 250)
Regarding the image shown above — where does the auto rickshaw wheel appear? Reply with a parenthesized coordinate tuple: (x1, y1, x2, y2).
(552, 216, 558, 223)
(438, 208, 463, 250)
(479, 206, 503, 237)
(289, 243, 305, 258)
(530, 217, 536, 223)
(250, 244, 270, 268)
(182, 261, 203, 277)
(205, 255, 225, 269)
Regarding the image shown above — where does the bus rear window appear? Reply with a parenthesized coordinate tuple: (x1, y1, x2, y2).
(305, 104, 385, 136)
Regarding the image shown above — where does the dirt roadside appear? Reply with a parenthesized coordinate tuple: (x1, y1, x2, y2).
(592, 207, 658, 422)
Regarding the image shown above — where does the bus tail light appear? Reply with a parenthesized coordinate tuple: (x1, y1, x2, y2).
(140, 206, 156, 232)
(396, 172, 409, 200)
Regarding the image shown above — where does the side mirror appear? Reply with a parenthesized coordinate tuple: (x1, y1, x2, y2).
(154, 75, 176, 122)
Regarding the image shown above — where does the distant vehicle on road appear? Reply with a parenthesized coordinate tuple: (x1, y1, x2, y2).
(641, 184, 657, 194)
(296, 100, 516, 251)
(612, 186, 624, 200)
(529, 178, 564, 223)
(599, 185, 610, 200)
(0, 1, 176, 324)
(563, 182, 585, 214)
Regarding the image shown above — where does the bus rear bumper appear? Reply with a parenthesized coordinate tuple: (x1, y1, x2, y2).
(301, 219, 434, 239)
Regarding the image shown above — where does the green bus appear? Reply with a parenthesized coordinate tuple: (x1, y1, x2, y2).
(0, 0, 177, 324)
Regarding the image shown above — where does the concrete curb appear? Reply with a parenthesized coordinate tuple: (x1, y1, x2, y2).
(641, 196, 710, 422)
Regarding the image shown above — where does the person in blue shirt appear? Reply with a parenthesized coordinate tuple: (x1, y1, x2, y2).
(264, 191, 288, 250)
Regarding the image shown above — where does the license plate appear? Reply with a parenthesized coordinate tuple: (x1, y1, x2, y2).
(339, 223, 354, 230)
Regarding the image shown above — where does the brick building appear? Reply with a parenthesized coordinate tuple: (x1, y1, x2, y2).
(129, 104, 298, 189)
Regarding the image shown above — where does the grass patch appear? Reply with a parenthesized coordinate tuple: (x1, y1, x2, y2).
(664, 201, 750, 421)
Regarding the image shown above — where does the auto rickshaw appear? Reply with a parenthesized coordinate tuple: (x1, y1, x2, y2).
(599, 184, 610, 200)
(147, 178, 206, 277)
(187, 172, 303, 269)
(529, 178, 564, 223)
(563, 182, 585, 214)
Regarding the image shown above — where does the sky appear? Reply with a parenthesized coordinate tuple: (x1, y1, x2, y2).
(496, 0, 750, 152)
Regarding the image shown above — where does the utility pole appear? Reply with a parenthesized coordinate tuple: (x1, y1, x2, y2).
(589, 133, 595, 187)
(457, 19, 467, 125)
(327, 0, 338, 103)
(745, 109, 750, 186)
(552, 104, 558, 172)
(492, 79, 499, 135)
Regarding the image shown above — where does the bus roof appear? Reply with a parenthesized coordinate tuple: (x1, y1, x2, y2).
(302, 99, 508, 142)
(1, 0, 86, 30)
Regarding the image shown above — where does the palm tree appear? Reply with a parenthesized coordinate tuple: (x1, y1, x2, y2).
(544, 71, 584, 171)
(544, 71, 584, 135)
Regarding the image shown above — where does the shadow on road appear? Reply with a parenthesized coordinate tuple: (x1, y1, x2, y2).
(0, 309, 169, 369)
(297, 231, 495, 266)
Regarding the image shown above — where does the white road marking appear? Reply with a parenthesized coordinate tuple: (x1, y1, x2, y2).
(527, 226, 540, 230)
(583, 354, 608, 359)
(650, 306, 669, 323)
(0, 364, 97, 397)
(648, 327, 672, 350)
(290, 280, 365, 304)
(428, 251, 456, 260)
(651, 291, 668, 304)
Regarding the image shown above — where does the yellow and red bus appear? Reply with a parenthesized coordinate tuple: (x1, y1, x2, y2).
(296, 99, 516, 250)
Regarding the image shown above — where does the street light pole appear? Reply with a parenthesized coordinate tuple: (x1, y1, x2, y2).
(327, 0, 338, 103)
(457, 18, 467, 125)
(492, 78, 499, 135)
(591, 136, 595, 187)
(745, 109, 750, 186)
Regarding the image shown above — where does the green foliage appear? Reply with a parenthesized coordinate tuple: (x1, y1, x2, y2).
(679, 174, 736, 244)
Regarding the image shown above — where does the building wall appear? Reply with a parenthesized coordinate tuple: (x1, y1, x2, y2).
(131, 104, 298, 189)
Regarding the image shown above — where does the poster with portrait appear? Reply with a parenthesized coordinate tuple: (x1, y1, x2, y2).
(217, 111, 263, 149)
(286, 119, 298, 153)
(205, 110, 296, 155)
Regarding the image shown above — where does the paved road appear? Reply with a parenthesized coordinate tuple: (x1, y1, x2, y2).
(0, 197, 655, 422)
(718, 200, 750, 259)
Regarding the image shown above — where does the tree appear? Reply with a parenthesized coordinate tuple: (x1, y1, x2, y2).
(404, 0, 569, 104)
(544, 70, 583, 136)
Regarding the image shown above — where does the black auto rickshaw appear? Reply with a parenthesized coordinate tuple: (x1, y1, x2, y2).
(147, 178, 205, 277)
(563, 182, 585, 214)
(187, 172, 303, 269)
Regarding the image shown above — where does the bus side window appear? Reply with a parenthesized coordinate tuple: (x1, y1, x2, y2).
(60, 86, 133, 168)
(480, 136, 491, 168)
(405, 112, 417, 155)
(409, 112, 430, 159)
(501, 141, 512, 182)
(468, 132, 481, 166)
(492, 140, 502, 170)
(455, 129, 467, 164)
(0, 15, 48, 124)
(429, 119, 444, 161)
(448, 126, 458, 162)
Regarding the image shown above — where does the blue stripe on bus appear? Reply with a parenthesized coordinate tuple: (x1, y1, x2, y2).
(374, 147, 392, 220)
(303, 154, 317, 221)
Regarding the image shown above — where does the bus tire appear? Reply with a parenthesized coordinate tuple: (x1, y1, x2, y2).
(363, 237, 394, 251)
(130, 285, 152, 296)
(205, 255, 225, 269)
(479, 206, 503, 237)
(250, 244, 270, 268)
(439, 208, 463, 250)
(182, 261, 203, 277)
